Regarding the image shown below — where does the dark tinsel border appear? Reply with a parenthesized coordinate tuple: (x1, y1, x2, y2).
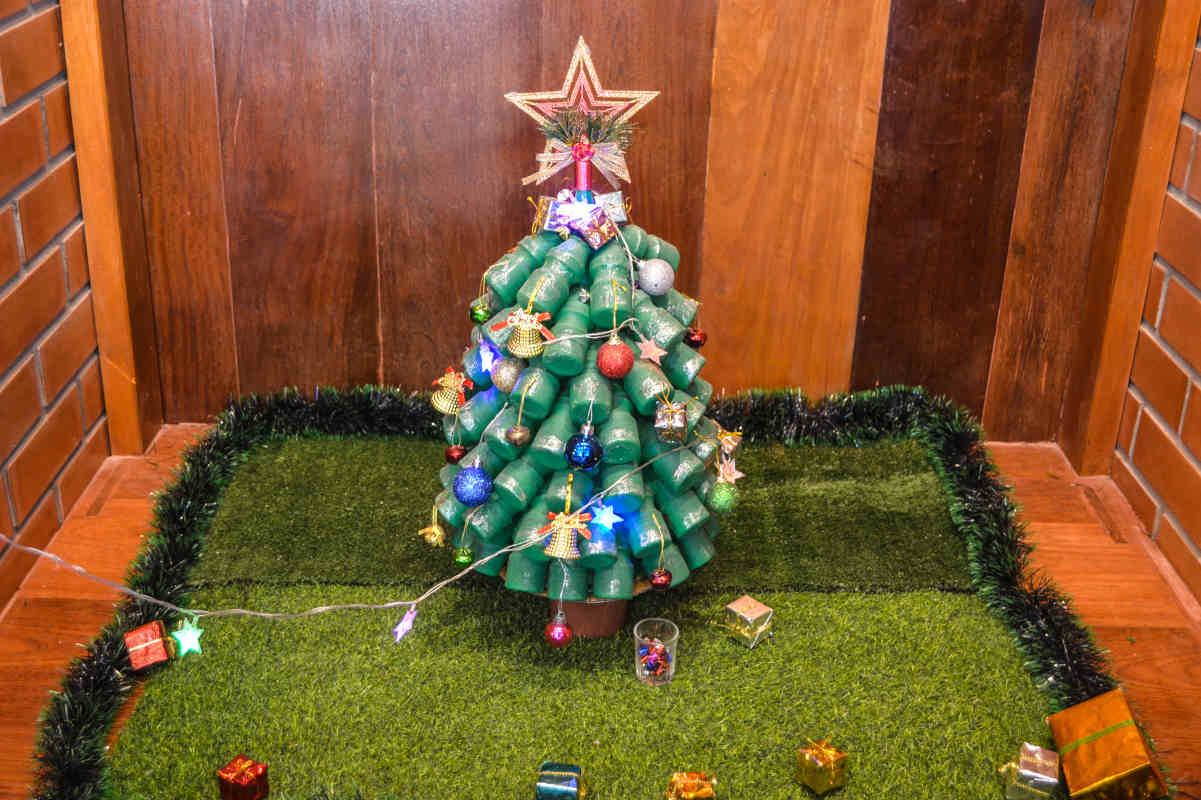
(31, 385, 1115, 800)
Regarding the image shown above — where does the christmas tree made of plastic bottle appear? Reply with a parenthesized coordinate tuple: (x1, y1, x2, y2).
(425, 38, 745, 624)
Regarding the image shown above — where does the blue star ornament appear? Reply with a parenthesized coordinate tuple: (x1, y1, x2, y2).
(590, 503, 621, 531)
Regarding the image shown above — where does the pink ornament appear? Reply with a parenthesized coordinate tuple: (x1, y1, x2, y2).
(545, 610, 573, 648)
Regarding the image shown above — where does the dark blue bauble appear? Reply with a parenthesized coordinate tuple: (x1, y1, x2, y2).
(565, 432, 603, 470)
(453, 466, 493, 506)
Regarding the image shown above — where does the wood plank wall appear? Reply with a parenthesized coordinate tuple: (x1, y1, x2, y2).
(110, 0, 1158, 448)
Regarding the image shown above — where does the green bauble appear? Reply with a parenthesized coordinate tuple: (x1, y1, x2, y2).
(470, 302, 491, 324)
(709, 482, 739, 514)
(453, 546, 473, 566)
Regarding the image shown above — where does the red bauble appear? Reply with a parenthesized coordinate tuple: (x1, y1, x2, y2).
(684, 326, 708, 349)
(544, 612, 573, 648)
(649, 568, 673, 592)
(597, 339, 635, 379)
(445, 445, 467, 464)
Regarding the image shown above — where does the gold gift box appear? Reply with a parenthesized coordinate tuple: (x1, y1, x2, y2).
(1047, 689, 1165, 800)
(665, 771, 715, 800)
(795, 739, 847, 796)
(999, 742, 1060, 800)
(724, 595, 773, 648)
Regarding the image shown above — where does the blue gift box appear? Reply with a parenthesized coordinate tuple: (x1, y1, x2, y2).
(536, 761, 583, 800)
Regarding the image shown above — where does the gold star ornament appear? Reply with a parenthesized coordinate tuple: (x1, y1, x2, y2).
(505, 37, 659, 127)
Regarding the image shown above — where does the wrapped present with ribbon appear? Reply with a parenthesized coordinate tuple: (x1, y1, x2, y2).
(796, 738, 847, 796)
(568, 205, 618, 249)
(124, 620, 172, 671)
(999, 743, 1061, 800)
(665, 771, 716, 800)
(1047, 688, 1164, 800)
(596, 190, 629, 224)
(217, 754, 268, 800)
(723, 594, 773, 648)
(536, 761, 584, 800)
(654, 396, 689, 443)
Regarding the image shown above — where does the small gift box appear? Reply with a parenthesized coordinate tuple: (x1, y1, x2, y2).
(536, 761, 583, 800)
(568, 205, 618, 249)
(724, 595, 773, 648)
(123, 621, 171, 671)
(796, 739, 847, 796)
(666, 771, 716, 799)
(596, 190, 629, 223)
(999, 743, 1060, 800)
(654, 399, 689, 443)
(217, 754, 268, 800)
(1047, 688, 1164, 800)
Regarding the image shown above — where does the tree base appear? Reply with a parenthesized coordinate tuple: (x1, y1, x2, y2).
(551, 597, 630, 638)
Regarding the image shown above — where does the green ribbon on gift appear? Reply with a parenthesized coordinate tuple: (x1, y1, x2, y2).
(1059, 718, 1135, 755)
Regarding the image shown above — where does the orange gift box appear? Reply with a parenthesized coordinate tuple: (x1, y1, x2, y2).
(217, 754, 268, 800)
(1047, 689, 1165, 800)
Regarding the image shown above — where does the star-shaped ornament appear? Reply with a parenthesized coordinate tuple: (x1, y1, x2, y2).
(505, 37, 659, 128)
(717, 456, 746, 485)
(637, 339, 667, 366)
(171, 618, 204, 657)
(393, 608, 418, 643)
(589, 503, 621, 531)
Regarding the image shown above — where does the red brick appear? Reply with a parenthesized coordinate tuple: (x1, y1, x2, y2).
(1171, 124, 1194, 190)
(5, 389, 82, 522)
(1118, 389, 1140, 454)
(56, 420, 107, 517)
(1130, 330, 1189, 425)
(0, 207, 17, 285)
(1184, 383, 1201, 462)
(0, 493, 58, 608)
(78, 356, 102, 426)
(1111, 452, 1157, 533)
(0, 247, 65, 369)
(0, 356, 41, 459)
(1156, 514, 1201, 604)
(1143, 262, 1166, 324)
(0, 0, 27, 23)
(0, 101, 45, 198)
(43, 82, 71, 156)
(1160, 279, 1201, 374)
(62, 222, 87, 294)
(1186, 50, 1201, 120)
(37, 292, 96, 400)
(17, 156, 80, 256)
(0, 8, 64, 103)
(1157, 195, 1201, 288)
(1131, 412, 1201, 538)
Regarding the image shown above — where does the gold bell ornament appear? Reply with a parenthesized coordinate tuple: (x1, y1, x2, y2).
(430, 367, 474, 415)
(538, 474, 593, 560)
(491, 277, 556, 358)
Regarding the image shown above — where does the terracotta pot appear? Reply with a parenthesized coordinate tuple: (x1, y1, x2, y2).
(550, 597, 630, 638)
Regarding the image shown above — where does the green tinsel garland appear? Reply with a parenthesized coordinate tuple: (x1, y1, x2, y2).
(31, 385, 1114, 800)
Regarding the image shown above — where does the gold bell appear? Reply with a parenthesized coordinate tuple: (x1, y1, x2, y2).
(508, 323, 546, 358)
(431, 387, 463, 416)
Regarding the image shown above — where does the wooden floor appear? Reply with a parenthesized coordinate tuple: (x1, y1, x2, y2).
(0, 432, 1198, 797)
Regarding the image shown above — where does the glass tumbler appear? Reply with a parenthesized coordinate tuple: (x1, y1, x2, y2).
(633, 617, 679, 686)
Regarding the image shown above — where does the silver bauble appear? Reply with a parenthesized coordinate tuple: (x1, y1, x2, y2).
(637, 258, 675, 296)
(491, 358, 526, 394)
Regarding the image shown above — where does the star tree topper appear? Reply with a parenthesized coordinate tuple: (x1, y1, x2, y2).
(504, 37, 659, 128)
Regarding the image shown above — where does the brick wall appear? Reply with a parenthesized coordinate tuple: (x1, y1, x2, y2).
(0, 1, 108, 605)
(1112, 41, 1201, 603)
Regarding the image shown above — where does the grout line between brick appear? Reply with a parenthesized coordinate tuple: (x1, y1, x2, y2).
(1130, 392, 1143, 456)
(1166, 184, 1201, 217)
(0, 3, 32, 35)
(1141, 317, 1201, 395)
(1114, 447, 1164, 539)
(0, 147, 75, 210)
(1133, 383, 1201, 478)
(1151, 258, 1170, 328)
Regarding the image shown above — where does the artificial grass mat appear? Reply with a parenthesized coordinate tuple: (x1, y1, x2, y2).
(103, 436, 1051, 799)
(191, 437, 973, 593)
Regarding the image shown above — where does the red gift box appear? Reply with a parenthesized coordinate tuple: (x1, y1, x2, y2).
(218, 754, 268, 800)
(123, 621, 171, 671)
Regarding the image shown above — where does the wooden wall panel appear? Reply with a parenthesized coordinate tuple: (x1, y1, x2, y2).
(372, 0, 540, 387)
(982, 0, 1137, 440)
(1059, 0, 1201, 473)
(851, 0, 1045, 417)
(123, 0, 240, 421)
(699, 0, 890, 397)
(212, 0, 379, 395)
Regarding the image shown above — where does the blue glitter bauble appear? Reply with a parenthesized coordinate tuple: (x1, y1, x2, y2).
(453, 466, 493, 506)
(565, 431, 603, 470)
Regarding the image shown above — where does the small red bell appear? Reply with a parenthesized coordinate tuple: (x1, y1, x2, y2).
(445, 445, 467, 464)
(649, 568, 673, 592)
(683, 327, 708, 349)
